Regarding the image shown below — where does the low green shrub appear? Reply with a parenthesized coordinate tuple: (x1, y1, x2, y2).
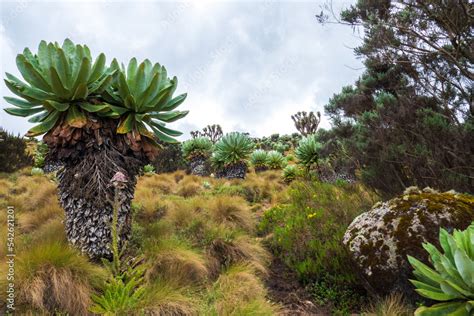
(143, 164, 156, 175)
(258, 180, 377, 313)
(0, 129, 32, 172)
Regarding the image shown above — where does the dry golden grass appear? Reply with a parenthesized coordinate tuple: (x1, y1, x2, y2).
(208, 263, 279, 316)
(7, 175, 58, 212)
(362, 293, 413, 316)
(176, 180, 202, 198)
(208, 234, 271, 277)
(206, 195, 254, 232)
(146, 237, 209, 286)
(141, 279, 199, 316)
(0, 240, 105, 315)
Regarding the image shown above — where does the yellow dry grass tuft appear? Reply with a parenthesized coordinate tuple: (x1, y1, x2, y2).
(362, 293, 413, 316)
(146, 237, 209, 286)
(206, 195, 254, 232)
(141, 279, 200, 316)
(208, 263, 279, 315)
(0, 240, 105, 315)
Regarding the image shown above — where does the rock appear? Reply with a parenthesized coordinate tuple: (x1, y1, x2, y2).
(343, 187, 474, 299)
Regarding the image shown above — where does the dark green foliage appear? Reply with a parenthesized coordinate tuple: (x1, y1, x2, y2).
(151, 142, 186, 173)
(212, 132, 254, 168)
(266, 150, 286, 170)
(0, 128, 32, 172)
(258, 180, 376, 313)
(181, 137, 213, 160)
(295, 135, 322, 170)
(250, 149, 268, 172)
(318, 1, 474, 196)
(282, 165, 299, 183)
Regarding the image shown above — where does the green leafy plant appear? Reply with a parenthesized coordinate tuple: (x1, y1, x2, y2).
(266, 150, 286, 170)
(212, 132, 254, 168)
(103, 57, 188, 144)
(33, 141, 48, 168)
(250, 149, 268, 171)
(4, 39, 117, 136)
(408, 223, 474, 316)
(143, 164, 155, 174)
(181, 136, 213, 160)
(295, 135, 322, 169)
(282, 165, 299, 183)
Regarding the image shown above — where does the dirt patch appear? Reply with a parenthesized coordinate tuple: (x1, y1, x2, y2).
(265, 257, 329, 315)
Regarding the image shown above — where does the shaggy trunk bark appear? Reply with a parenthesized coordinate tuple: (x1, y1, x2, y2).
(188, 156, 210, 176)
(56, 147, 141, 260)
(216, 162, 247, 179)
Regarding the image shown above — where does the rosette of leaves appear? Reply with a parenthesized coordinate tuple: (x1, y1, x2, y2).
(250, 149, 269, 172)
(212, 132, 254, 178)
(295, 135, 322, 169)
(102, 57, 188, 146)
(4, 39, 117, 136)
(282, 165, 299, 183)
(408, 223, 474, 316)
(181, 137, 213, 161)
(266, 150, 287, 170)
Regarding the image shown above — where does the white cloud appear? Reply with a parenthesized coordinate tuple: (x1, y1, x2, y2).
(0, 0, 362, 140)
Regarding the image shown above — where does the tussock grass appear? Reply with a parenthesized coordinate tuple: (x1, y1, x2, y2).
(362, 293, 413, 316)
(141, 279, 200, 316)
(145, 237, 209, 286)
(7, 175, 57, 212)
(206, 195, 254, 232)
(176, 177, 203, 198)
(206, 264, 279, 315)
(208, 234, 271, 277)
(0, 241, 105, 315)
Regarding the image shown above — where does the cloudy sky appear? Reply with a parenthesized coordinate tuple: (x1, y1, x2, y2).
(0, 0, 362, 139)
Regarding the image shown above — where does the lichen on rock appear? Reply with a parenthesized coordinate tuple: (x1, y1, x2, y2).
(343, 187, 474, 299)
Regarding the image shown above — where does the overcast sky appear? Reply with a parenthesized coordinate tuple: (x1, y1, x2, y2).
(0, 0, 362, 139)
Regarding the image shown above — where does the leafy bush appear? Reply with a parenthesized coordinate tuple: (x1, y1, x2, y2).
(250, 149, 268, 171)
(143, 164, 156, 174)
(295, 135, 322, 169)
(266, 150, 286, 170)
(212, 132, 254, 168)
(0, 129, 32, 172)
(408, 223, 474, 315)
(182, 136, 213, 160)
(259, 180, 377, 312)
(33, 142, 48, 168)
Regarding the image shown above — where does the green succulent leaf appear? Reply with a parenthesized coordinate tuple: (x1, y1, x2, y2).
(4, 96, 40, 108)
(409, 223, 474, 314)
(26, 111, 60, 137)
(16, 54, 51, 91)
(65, 105, 87, 128)
(161, 93, 187, 112)
(79, 103, 110, 113)
(44, 100, 70, 112)
(4, 107, 44, 117)
(117, 113, 135, 134)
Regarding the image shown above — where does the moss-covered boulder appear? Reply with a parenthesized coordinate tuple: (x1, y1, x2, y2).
(342, 187, 474, 299)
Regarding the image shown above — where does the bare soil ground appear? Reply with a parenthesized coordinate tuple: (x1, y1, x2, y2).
(265, 257, 330, 315)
